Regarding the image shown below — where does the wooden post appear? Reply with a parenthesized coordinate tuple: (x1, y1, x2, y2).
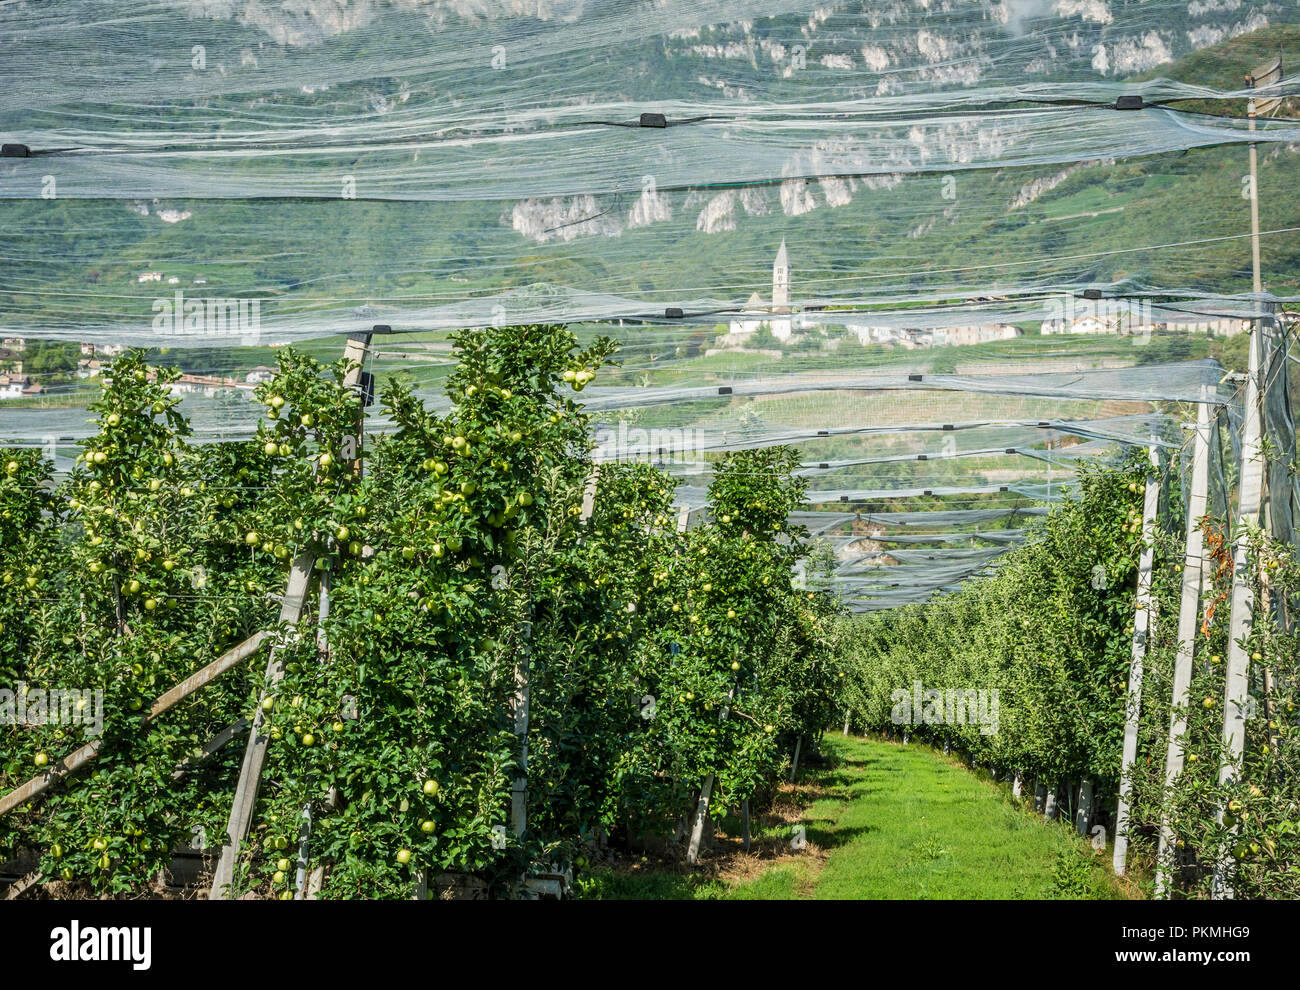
(686, 775, 714, 865)
(210, 330, 371, 899)
(687, 686, 733, 865)
(1012, 774, 1023, 799)
(510, 621, 533, 839)
(1212, 316, 1267, 900)
(292, 804, 312, 900)
(1113, 441, 1160, 875)
(342, 330, 372, 474)
(1076, 780, 1094, 837)
(788, 736, 802, 782)
(1156, 394, 1211, 897)
(1044, 785, 1059, 821)
(580, 465, 600, 522)
(208, 552, 317, 899)
(676, 504, 690, 534)
(842, 709, 850, 736)
(1034, 781, 1046, 814)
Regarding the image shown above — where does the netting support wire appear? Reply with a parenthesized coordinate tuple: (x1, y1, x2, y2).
(1155, 389, 1212, 898)
(1212, 311, 1269, 900)
(1113, 438, 1160, 876)
(209, 331, 371, 900)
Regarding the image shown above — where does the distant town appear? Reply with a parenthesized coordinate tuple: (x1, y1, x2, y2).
(718, 243, 1248, 351)
(0, 244, 1250, 401)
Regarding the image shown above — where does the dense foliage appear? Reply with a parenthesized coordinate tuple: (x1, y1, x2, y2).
(837, 451, 1300, 898)
(0, 327, 843, 897)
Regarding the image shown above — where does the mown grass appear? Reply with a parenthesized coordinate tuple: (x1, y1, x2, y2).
(577, 734, 1131, 900)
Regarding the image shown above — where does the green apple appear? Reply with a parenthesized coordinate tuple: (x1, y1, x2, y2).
(396, 848, 412, 866)
(422, 780, 439, 797)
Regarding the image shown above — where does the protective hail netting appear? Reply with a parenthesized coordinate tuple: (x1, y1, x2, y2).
(1, 0, 1298, 608)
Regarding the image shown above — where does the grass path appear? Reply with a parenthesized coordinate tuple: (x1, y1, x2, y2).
(578, 735, 1133, 899)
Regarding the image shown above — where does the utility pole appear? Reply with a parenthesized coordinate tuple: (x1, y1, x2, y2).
(1244, 55, 1282, 297)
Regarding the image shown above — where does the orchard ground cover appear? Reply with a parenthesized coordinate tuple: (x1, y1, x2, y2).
(576, 734, 1129, 900)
